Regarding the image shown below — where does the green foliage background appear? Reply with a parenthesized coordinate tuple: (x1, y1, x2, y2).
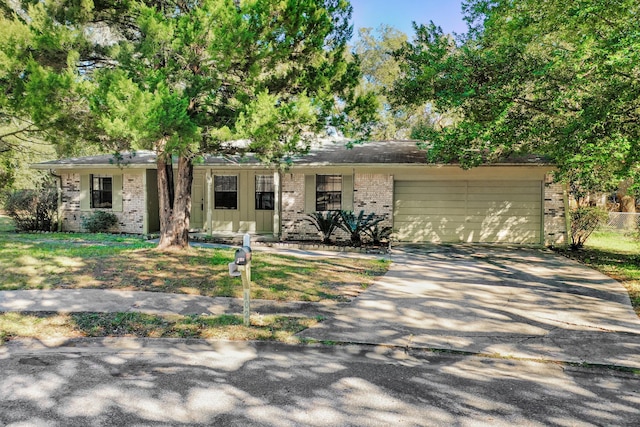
(393, 0, 640, 195)
(1, 0, 372, 161)
(0, 0, 377, 245)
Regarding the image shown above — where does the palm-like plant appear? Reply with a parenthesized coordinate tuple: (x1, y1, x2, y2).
(337, 210, 383, 246)
(306, 211, 341, 244)
(364, 223, 393, 246)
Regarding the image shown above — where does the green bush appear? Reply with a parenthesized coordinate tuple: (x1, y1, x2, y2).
(570, 207, 608, 249)
(82, 211, 119, 233)
(3, 186, 58, 232)
(306, 211, 341, 244)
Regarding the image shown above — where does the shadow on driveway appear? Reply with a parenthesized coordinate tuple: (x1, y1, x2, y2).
(298, 245, 640, 369)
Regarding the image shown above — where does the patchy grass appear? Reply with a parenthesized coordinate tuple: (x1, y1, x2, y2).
(0, 214, 14, 232)
(0, 312, 318, 344)
(0, 213, 387, 342)
(559, 229, 640, 316)
(0, 216, 389, 301)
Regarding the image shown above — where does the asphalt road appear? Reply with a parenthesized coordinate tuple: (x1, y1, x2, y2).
(1, 339, 639, 426)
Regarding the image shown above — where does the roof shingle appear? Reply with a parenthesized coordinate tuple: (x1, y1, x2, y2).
(32, 140, 550, 169)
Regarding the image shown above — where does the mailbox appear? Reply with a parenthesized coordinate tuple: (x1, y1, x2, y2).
(234, 246, 252, 265)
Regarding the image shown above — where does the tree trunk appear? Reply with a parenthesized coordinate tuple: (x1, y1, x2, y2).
(165, 162, 175, 210)
(157, 150, 194, 251)
(617, 179, 636, 213)
(157, 153, 173, 248)
(616, 179, 636, 229)
(619, 195, 636, 213)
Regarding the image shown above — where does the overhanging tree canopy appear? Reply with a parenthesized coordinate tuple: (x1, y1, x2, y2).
(393, 0, 640, 196)
(1, 0, 373, 248)
(351, 25, 445, 140)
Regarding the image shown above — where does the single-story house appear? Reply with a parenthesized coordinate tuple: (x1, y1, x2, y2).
(32, 140, 569, 246)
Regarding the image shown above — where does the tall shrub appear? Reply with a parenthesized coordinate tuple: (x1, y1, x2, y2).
(3, 186, 58, 232)
(570, 207, 608, 249)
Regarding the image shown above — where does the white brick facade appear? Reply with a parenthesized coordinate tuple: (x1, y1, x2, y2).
(59, 172, 146, 234)
(281, 173, 310, 240)
(281, 173, 393, 242)
(119, 174, 146, 234)
(280, 171, 568, 245)
(59, 173, 82, 232)
(56, 168, 568, 246)
(354, 173, 393, 227)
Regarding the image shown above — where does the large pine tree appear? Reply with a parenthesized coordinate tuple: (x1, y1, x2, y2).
(1, 0, 372, 248)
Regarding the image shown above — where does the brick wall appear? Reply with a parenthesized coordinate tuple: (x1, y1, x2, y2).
(544, 174, 568, 246)
(281, 173, 317, 241)
(119, 174, 145, 234)
(59, 173, 82, 232)
(280, 172, 394, 242)
(283, 172, 567, 246)
(354, 173, 393, 227)
(58, 172, 146, 234)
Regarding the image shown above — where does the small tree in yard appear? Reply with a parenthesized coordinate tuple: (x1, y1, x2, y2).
(306, 212, 341, 244)
(570, 207, 608, 249)
(3, 186, 58, 232)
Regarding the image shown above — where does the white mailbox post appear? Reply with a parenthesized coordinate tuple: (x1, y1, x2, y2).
(229, 234, 252, 326)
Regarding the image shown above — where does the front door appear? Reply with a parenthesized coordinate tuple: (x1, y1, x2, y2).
(191, 170, 205, 230)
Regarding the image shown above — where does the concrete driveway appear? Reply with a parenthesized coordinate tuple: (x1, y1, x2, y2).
(298, 245, 640, 369)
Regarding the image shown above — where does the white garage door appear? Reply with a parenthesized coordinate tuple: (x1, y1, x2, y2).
(394, 180, 542, 244)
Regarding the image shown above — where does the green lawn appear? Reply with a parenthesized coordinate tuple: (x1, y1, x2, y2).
(0, 215, 389, 302)
(0, 214, 14, 232)
(560, 229, 640, 316)
(589, 229, 640, 253)
(0, 213, 389, 343)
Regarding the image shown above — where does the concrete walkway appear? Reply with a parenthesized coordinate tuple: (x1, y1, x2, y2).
(1, 244, 639, 369)
(299, 245, 640, 369)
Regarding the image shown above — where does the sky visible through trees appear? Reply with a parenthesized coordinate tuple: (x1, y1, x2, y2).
(350, 0, 466, 38)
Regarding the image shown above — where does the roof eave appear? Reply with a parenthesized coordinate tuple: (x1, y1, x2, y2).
(285, 162, 554, 168)
(32, 161, 554, 171)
